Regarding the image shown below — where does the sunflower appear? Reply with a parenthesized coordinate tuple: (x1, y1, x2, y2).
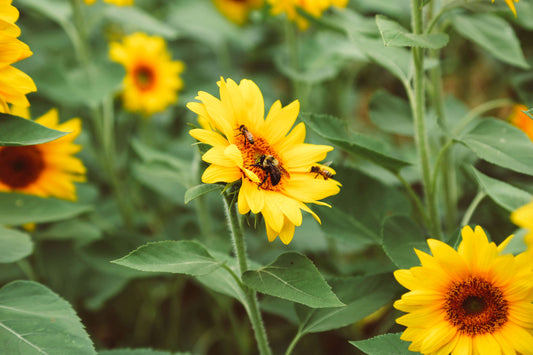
(509, 104, 533, 141)
(394, 225, 533, 355)
(0, 0, 36, 113)
(511, 200, 533, 255)
(84, 0, 133, 6)
(0, 109, 86, 201)
(110, 32, 185, 116)
(212, 0, 264, 25)
(267, 0, 348, 30)
(188, 78, 340, 244)
(492, 0, 519, 16)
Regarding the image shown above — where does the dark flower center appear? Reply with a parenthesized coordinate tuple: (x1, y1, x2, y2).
(444, 276, 509, 336)
(133, 64, 156, 91)
(0, 146, 45, 188)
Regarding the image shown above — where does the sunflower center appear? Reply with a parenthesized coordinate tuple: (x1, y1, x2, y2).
(133, 64, 156, 91)
(234, 125, 287, 192)
(0, 146, 45, 188)
(444, 276, 508, 336)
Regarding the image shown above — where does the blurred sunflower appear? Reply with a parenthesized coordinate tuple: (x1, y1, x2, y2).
(492, 0, 519, 16)
(394, 225, 533, 355)
(511, 200, 533, 255)
(509, 104, 533, 141)
(213, 0, 264, 25)
(188, 78, 340, 244)
(110, 32, 185, 116)
(0, 109, 86, 201)
(268, 0, 348, 30)
(0, 0, 36, 113)
(84, 0, 133, 6)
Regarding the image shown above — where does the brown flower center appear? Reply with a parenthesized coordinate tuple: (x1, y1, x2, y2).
(444, 276, 508, 336)
(0, 146, 45, 189)
(235, 125, 287, 191)
(133, 64, 156, 91)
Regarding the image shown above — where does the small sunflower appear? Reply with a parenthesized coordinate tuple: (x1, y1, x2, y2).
(492, 0, 519, 16)
(509, 104, 533, 142)
(0, 109, 86, 201)
(511, 200, 533, 254)
(110, 32, 185, 116)
(394, 225, 533, 355)
(84, 0, 133, 6)
(268, 0, 348, 30)
(213, 0, 264, 25)
(188, 78, 340, 244)
(0, 0, 36, 113)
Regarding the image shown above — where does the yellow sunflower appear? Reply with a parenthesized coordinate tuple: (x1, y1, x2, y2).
(0, 109, 86, 201)
(394, 225, 533, 355)
(213, 0, 264, 25)
(84, 0, 133, 6)
(0, 0, 36, 113)
(492, 0, 519, 16)
(268, 0, 348, 30)
(509, 104, 533, 142)
(511, 200, 533, 255)
(188, 78, 341, 244)
(110, 32, 185, 116)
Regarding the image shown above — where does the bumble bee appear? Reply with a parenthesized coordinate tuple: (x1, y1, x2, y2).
(310, 165, 334, 180)
(252, 154, 288, 187)
(237, 124, 254, 146)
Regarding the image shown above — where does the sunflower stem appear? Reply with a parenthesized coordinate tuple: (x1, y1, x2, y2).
(410, 0, 442, 239)
(284, 329, 304, 355)
(461, 190, 486, 227)
(222, 191, 272, 355)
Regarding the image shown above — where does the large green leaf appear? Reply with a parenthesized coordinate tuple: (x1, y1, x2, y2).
(376, 15, 448, 49)
(350, 333, 418, 355)
(471, 168, 532, 212)
(184, 184, 223, 204)
(296, 273, 400, 334)
(104, 6, 180, 39)
(382, 215, 429, 269)
(457, 118, 533, 176)
(132, 162, 187, 205)
(18, 0, 71, 24)
(0, 113, 68, 146)
(301, 113, 411, 173)
(112, 241, 222, 276)
(99, 349, 190, 355)
(0, 280, 96, 354)
(369, 90, 413, 135)
(0, 226, 33, 263)
(242, 252, 343, 308)
(0, 193, 92, 225)
(451, 13, 529, 69)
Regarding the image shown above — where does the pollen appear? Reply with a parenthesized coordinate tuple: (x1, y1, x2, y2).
(234, 126, 287, 191)
(444, 276, 509, 336)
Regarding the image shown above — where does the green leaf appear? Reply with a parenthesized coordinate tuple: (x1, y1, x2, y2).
(99, 349, 190, 355)
(0, 113, 68, 146)
(296, 273, 400, 334)
(382, 215, 429, 269)
(112, 241, 222, 276)
(195, 259, 248, 307)
(0, 226, 33, 263)
(18, 0, 71, 24)
(376, 15, 448, 49)
(242, 252, 344, 308)
(319, 208, 380, 246)
(0, 280, 96, 354)
(184, 184, 223, 204)
(471, 168, 532, 212)
(350, 333, 417, 355)
(301, 113, 411, 173)
(451, 13, 529, 69)
(132, 162, 187, 205)
(369, 90, 413, 135)
(458, 118, 533, 176)
(0, 193, 92, 225)
(104, 6, 180, 39)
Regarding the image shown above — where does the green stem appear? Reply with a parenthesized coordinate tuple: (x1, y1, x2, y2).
(460, 191, 486, 226)
(453, 98, 514, 136)
(17, 259, 37, 281)
(285, 330, 304, 355)
(222, 192, 272, 355)
(410, 0, 442, 239)
(396, 173, 432, 229)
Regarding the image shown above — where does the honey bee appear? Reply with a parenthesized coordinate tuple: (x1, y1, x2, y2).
(252, 154, 288, 187)
(237, 124, 254, 146)
(310, 164, 335, 180)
